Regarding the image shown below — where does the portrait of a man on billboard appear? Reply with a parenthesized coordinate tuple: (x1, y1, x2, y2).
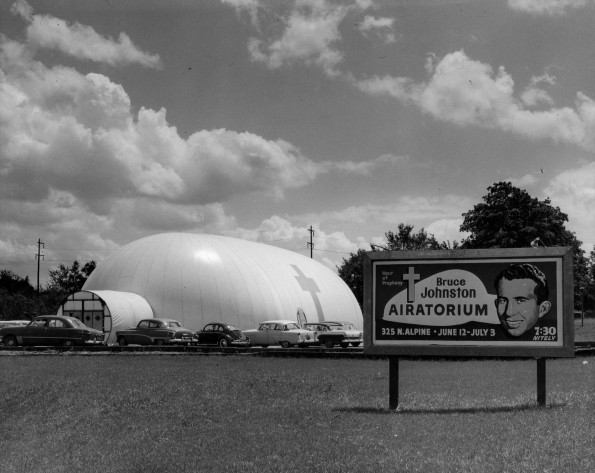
(494, 263, 551, 338)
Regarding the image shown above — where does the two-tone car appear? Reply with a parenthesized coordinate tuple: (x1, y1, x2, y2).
(304, 321, 363, 348)
(116, 318, 195, 346)
(242, 320, 316, 348)
(0, 315, 104, 347)
(195, 322, 251, 348)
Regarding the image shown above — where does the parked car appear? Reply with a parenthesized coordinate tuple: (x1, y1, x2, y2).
(242, 320, 316, 348)
(0, 315, 104, 347)
(304, 321, 363, 348)
(0, 320, 30, 329)
(116, 318, 194, 346)
(195, 322, 251, 347)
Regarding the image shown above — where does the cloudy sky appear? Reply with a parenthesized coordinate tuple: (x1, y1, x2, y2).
(1, 0, 594, 286)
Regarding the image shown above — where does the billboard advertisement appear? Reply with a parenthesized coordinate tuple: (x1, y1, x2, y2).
(363, 247, 574, 357)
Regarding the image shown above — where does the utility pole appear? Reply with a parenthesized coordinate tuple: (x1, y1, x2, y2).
(35, 238, 44, 294)
(307, 226, 314, 258)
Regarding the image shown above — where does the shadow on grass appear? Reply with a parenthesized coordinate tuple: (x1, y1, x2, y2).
(334, 402, 568, 415)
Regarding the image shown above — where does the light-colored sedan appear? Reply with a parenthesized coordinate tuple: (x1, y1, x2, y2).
(242, 320, 316, 348)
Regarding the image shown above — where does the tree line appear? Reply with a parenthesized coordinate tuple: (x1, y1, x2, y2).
(337, 182, 594, 314)
(0, 261, 95, 320)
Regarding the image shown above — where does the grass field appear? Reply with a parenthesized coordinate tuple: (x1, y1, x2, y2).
(575, 317, 595, 342)
(0, 352, 593, 473)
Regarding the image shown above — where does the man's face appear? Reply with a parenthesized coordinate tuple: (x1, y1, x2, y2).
(495, 278, 550, 337)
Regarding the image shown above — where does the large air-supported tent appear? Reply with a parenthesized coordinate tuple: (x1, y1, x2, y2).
(59, 233, 362, 344)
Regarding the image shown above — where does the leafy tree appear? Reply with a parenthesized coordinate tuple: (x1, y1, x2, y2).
(460, 181, 588, 306)
(584, 247, 595, 315)
(338, 224, 454, 308)
(46, 260, 96, 298)
(371, 223, 455, 251)
(337, 249, 368, 309)
(0, 270, 35, 295)
(0, 270, 37, 320)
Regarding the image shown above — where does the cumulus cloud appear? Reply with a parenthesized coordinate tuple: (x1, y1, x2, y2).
(356, 50, 595, 152)
(0, 36, 329, 211)
(507, 173, 540, 188)
(544, 162, 595, 250)
(508, 0, 590, 16)
(11, 0, 162, 68)
(1, 17, 403, 275)
(247, 0, 350, 77)
(358, 15, 396, 43)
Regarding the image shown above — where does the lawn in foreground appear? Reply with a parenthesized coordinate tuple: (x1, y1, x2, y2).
(0, 354, 593, 473)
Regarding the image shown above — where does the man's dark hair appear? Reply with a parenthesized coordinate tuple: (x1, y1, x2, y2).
(494, 263, 549, 304)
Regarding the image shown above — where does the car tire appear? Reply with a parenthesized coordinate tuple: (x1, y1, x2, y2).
(280, 341, 292, 349)
(155, 339, 164, 346)
(340, 342, 349, 348)
(3, 335, 18, 347)
(351, 342, 361, 347)
(324, 340, 334, 349)
(218, 338, 229, 348)
(118, 337, 127, 346)
(62, 340, 74, 347)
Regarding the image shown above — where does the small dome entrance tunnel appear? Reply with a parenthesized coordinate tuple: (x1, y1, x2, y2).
(57, 290, 154, 345)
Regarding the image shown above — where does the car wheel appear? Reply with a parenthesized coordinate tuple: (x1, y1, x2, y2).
(3, 335, 18, 347)
(324, 340, 334, 349)
(280, 341, 292, 349)
(118, 337, 127, 346)
(351, 342, 361, 347)
(62, 340, 74, 347)
(218, 338, 229, 348)
(261, 345, 269, 348)
(155, 339, 164, 346)
(340, 342, 349, 348)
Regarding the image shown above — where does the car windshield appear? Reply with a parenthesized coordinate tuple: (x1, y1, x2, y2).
(339, 324, 355, 330)
(166, 321, 181, 328)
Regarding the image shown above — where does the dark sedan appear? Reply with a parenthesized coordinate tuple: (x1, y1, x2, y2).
(0, 315, 104, 347)
(116, 318, 195, 346)
(195, 322, 251, 348)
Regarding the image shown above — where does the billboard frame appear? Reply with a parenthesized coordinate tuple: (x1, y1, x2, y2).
(363, 247, 574, 358)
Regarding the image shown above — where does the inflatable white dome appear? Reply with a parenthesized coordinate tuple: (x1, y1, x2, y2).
(77, 233, 361, 342)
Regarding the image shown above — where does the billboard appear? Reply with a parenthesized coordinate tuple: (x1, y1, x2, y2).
(363, 247, 574, 357)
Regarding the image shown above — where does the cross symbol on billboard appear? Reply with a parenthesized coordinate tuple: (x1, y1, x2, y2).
(292, 265, 324, 321)
(402, 266, 420, 303)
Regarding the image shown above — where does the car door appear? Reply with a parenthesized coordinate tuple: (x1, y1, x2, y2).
(269, 323, 284, 345)
(199, 324, 216, 344)
(47, 318, 70, 346)
(129, 320, 150, 344)
(23, 319, 48, 345)
(251, 323, 267, 345)
(213, 324, 226, 344)
(148, 320, 168, 342)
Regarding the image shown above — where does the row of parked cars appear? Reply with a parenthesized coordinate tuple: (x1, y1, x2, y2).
(115, 318, 363, 349)
(0, 316, 363, 349)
